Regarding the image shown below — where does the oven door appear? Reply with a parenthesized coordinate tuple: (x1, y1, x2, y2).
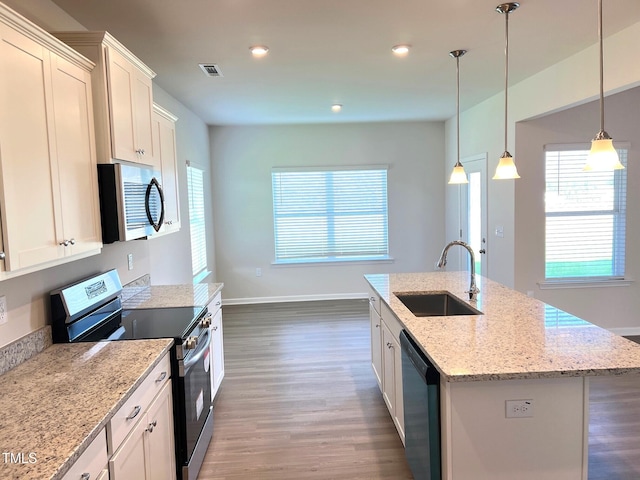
(180, 327, 213, 463)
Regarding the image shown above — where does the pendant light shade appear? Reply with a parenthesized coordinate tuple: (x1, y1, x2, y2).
(492, 3, 520, 180)
(448, 49, 468, 185)
(584, 0, 624, 171)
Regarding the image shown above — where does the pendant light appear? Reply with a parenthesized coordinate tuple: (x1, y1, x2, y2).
(493, 3, 520, 180)
(448, 50, 468, 185)
(584, 0, 624, 171)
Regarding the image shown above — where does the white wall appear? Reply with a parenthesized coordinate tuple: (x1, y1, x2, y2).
(445, 21, 640, 330)
(514, 87, 640, 332)
(0, 1, 212, 349)
(210, 121, 445, 301)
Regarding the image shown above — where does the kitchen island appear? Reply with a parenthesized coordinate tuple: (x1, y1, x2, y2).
(365, 271, 640, 480)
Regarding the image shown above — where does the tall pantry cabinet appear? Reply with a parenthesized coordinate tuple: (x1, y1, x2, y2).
(0, 3, 102, 274)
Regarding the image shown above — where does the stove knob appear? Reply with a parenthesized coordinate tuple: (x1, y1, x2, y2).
(184, 336, 198, 350)
(200, 314, 212, 329)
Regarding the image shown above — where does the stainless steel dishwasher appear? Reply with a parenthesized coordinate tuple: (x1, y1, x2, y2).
(400, 330, 441, 480)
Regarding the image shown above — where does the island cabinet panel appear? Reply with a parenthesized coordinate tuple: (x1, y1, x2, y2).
(381, 302, 405, 444)
(60, 428, 108, 480)
(440, 376, 589, 480)
(368, 286, 383, 391)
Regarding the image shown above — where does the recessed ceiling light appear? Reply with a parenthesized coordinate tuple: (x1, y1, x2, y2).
(331, 104, 342, 113)
(392, 44, 411, 56)
(250, 45, 269, 57)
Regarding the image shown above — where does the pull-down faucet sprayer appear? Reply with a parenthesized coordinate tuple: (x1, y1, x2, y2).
(436, 240, 480, 300)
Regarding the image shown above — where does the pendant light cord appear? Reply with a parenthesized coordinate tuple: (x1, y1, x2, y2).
(504, 8, 510, 153)
(598, 0, 605, 133)
(456, 54, 461, 166)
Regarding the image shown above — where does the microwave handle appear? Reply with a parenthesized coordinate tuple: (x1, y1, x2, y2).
(145, 177, 165, 232)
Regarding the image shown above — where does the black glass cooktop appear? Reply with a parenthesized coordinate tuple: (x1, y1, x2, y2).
(120, 306, 205, 340)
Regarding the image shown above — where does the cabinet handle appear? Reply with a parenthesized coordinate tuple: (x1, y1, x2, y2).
(213, 325, 218, 331)
(135, 148, 146, 155)
(215, 301, 221, 306)
(0, 252, 5, 260)
(81, 474, 90, 480)
(69, 238, 76, 245)
(387, 342, 393, 349)
(126, 405, 142, 420)
(146, 420, 157, 433)
(375, 323, 380, 328)
(156, 371, 167, 383)
(59, 240, 70, 247)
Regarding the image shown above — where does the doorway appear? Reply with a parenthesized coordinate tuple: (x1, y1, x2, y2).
(460, 154, 488, 277)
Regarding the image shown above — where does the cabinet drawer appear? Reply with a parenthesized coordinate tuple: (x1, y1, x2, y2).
(107, 352, 171, 453)
(367, 286, 381, 316)
(61, 428, 108, 480)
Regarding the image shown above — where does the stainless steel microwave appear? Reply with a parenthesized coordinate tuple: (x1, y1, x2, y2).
(97, 163, 165, 243)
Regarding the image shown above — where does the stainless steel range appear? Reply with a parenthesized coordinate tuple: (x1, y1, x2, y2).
(50, 270, 213, 480)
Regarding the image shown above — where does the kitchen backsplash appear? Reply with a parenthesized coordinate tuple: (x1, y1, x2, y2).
(0, 326, 52, 376)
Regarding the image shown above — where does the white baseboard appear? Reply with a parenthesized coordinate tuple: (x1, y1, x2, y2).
(223, 293, 368, 306)
(608, 327, 640, 337)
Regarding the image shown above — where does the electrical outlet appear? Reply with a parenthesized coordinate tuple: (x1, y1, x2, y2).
(127, 253, 134, 271)
(256, 268, 262, 277)
(506, 399, 534, 418)
(0, 296, 7, 325)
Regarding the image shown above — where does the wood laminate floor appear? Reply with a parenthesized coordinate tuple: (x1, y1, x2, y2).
(199, 300, 640, 480)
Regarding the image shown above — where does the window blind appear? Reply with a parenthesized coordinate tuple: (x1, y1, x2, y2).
(187, 164, 207, 278)
(545, 146, 627, 280)
(272, 167, 389, 263)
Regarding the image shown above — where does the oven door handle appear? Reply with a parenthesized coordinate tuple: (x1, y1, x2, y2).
(181, 328, 211, 376)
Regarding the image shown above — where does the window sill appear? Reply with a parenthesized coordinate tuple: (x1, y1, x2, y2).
(193, 269, 212, 284)
(537, 278, 633, 290)
(272, 256, 394, 267)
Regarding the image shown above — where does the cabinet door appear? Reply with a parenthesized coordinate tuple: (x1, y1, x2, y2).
(211, 306, 224, 399)
(106, 46, 137, 163)
(381, 321, 397, 419)
(152, 107, 180, 233)
(0, 24, 61, 270)
(132, 69, 155, 164)
(109, 414, 148, 480)
(370, 305, 383, 391)
(393, 338, 405, 444)
(49, 53, 102, 256)
(146, 381, 176, 480)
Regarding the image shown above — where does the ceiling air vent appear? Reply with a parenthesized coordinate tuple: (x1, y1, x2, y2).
(199, 64, 223, 77)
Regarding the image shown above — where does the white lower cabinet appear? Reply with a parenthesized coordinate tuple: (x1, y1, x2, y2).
(108, 352, 175, 480)
(368, 288, 405, 445)
(61, 428, 108, 480)
(207, 291, 225, 401)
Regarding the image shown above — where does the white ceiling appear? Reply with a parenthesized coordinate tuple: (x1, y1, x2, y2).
(47, 0, 640, 126)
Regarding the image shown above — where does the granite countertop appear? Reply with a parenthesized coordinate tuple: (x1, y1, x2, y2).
(0, 339, 173, 480)
(122, 282, 223, 309)
(365, 271, 640, 382)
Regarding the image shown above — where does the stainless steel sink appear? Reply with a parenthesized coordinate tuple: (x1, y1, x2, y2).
(395, 292, 482, 317)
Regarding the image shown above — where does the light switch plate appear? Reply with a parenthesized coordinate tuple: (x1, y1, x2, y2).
(127, 253, 134, 271)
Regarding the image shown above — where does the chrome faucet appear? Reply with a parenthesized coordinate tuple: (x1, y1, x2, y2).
(436, 240, 480, 300)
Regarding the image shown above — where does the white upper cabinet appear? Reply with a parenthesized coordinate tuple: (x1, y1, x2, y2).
(0, 4, 101, 274)
(52, 31, 157, 166)
(152, 104, 181, 235)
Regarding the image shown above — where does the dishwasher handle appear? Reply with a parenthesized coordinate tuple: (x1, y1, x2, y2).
(400, 330, 439, 385)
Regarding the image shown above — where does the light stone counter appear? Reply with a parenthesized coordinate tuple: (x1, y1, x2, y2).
(365, 271, 640, 382)
(0, 338, 173, 480)
(122, 282, 223, 309)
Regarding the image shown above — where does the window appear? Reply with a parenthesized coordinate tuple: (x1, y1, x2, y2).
(271, 166, 389, 263)
(544, 144, 627, 281)
(187, 163, 208, 282)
